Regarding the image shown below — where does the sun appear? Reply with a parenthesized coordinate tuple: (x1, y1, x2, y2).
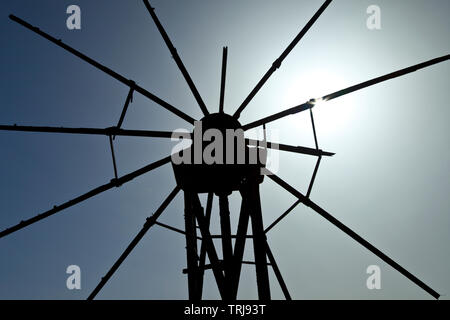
(282, 69, 356, 136)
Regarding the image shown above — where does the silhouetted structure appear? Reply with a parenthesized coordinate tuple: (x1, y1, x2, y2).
(1, 0, 448, 300)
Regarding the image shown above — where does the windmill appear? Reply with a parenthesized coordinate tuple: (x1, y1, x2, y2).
(1, 0, 448, 300)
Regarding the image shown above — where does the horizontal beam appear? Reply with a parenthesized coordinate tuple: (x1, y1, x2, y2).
(0, 124, 177, 139)
(0, 125, 334, 157)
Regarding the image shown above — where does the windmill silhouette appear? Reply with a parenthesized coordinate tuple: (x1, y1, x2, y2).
(1, 0, 448, 300)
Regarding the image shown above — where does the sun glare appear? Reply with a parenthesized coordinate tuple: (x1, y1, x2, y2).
(281, 69, 356, 136)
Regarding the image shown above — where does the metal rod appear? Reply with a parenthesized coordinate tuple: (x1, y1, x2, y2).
(310, 109, 319, 150)
(242, 102, 312, 131)
(266, 171, 440, 300)
(155, 221, 202, 240)
(183, 263, 219, 274)
(248, 184, 271, 300)
(230, 191, 251, 299)
(211, 235, 254, 239)
(218, 195, 233, 291)
(219, 47, 228, 113)
(197, 192, 214, 299)
(87, 186, 180, 300)
(114, 87, 134, 140)
(184, 192, 201, 300)
(265, 241, 291, 300)
(9, 14, 195, 125)
(0, 125, 335, 157)
(264, 199, 302, 234)
(143, 1, 209, 116)
(242, 54, 450, 131)
(233, 0, 332, 118)
(322, 54, 450, 102)
(0, 156, 171, 239)
(0, 125, 182, 139)
(190, 193, 226, 299)
(306, 155, 322, 198)
(245, 138, 334, 157)
(108, 135, 119, 180)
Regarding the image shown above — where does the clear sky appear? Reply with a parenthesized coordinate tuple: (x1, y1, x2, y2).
(0, 0, 449, 299)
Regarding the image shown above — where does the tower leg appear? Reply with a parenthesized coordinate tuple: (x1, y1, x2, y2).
(184, 192, 200, 300)
(218, 194, 233, 298)
(230, 191, 251, 299)
(197, 192, 214, 299)
(189, 192, 227, 299)
(247, 183, 271, 300)
(183, 185, 272, 300)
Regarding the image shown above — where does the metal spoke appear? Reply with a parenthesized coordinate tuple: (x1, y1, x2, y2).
(264, 199, 301, 234)
(87, 186, 180, 300)
(306, 156, 322, 198)
(231, 191, 251, 299)
(266, 171, 440, 299)
(143, 1, 209, 116)
(9, 15, 195, 124)
(0, 124, 183, 139)
(321, 54, 450, 102)
(114, 87, 135, 140)
(219, 47, 228, 113)
(0, 125, 335, 158)
(233, 0, 332, 118)
(310, 109, 319, 150)
(108, 135, 119, 180)
(242, 54, 450, 131)
(265, 241, 291, 300)
(0, 156, 171, 239)
(245, 138, 334, 157)
(154, 221, 202, 240)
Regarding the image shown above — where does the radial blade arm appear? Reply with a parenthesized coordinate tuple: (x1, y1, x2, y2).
(0, 124, 180, 139)
(322, 54, 450, 102)
(219, 47, 228, 113)
(245, 138, 334, 157)
(0, 156, 171, 239)
(143, 1, 209, 116)
(87, 185, 180, 300)
(243, 54, 450, 131)
(242, 102, 312, 131)
(9, 15, 195, 124)
(233, 0, 332, 118)
(266, 172, 440, 299)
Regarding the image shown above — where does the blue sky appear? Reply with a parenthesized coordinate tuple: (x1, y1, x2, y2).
(0, 0, 449, 299)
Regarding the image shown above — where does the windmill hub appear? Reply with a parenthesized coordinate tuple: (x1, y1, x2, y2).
(171, 113, 266, 195)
